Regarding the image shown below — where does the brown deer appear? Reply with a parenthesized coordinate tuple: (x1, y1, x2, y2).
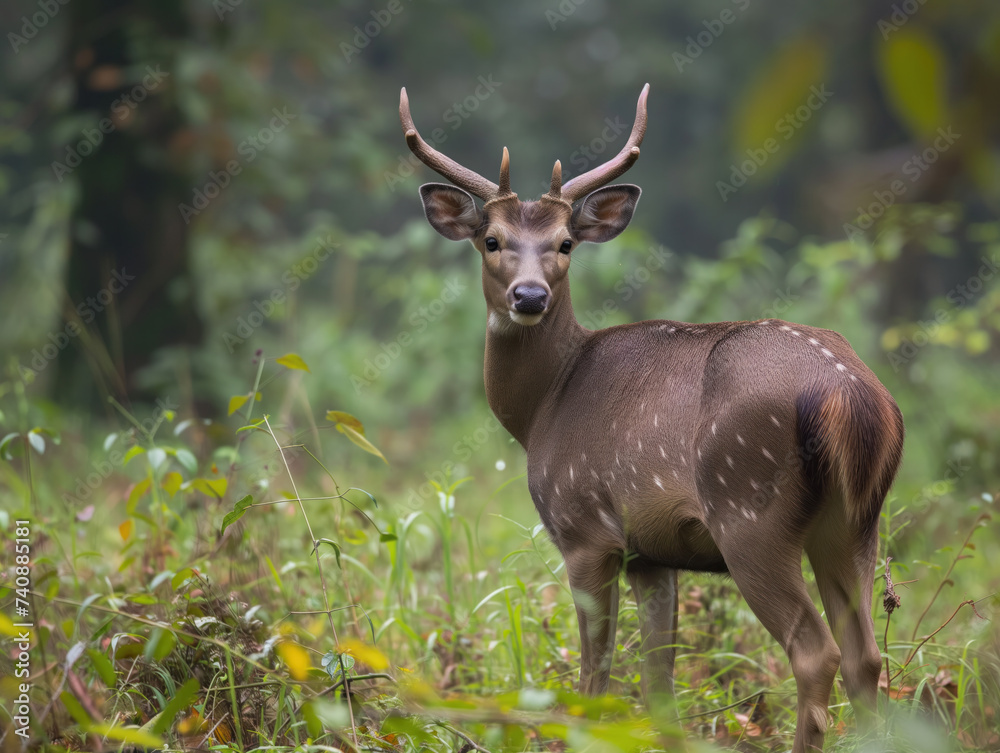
(399, 83, 904, 753)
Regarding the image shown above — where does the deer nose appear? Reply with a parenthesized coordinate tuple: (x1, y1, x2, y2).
(511, 285, 550, 315)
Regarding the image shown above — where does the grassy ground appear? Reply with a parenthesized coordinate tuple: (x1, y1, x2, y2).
(1, 356, 998, 753)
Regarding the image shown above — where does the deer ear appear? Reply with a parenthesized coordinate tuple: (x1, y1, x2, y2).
(419, 184, 482, 241)
(571, 185, 641, 243)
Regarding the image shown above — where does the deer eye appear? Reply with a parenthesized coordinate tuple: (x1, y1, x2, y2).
(559, 239, 573, 254)
(485, 237, 499, 252)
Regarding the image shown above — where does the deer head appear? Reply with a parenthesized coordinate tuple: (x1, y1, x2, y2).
(400, 85, 648, 329)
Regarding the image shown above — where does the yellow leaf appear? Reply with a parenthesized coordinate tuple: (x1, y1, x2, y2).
(877, 28, 948, 139)
(336, 423, 387, 464)
(276, 353, 310, 372)
(228, 395, 249, 416)
(0, 612, 31, 637)
(127, 479, 151, 513)
(162, 471, 183, 497)
(119, 519, 133, 541)
(326, 410, 365, 433)
(276, 639, 311, 680)
(339, 638, 390, 671)
(192, 478, 228, 499)
(731, 36, 827, 175)
(87, 724, 163, 748)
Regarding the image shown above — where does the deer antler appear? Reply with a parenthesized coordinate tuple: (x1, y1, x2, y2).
(399, 87, 515, 203)
(548, 83, 649, 204)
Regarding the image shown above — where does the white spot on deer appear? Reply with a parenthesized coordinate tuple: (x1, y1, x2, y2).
(590, 468, 600, 480)
(821, 348, 833, 358)
(726, 455, 734, 469)
(717, 474, 727, 486)
(742, 508, 752, 519)
(809, 337, 819, 345)
(637, 439, 643, 452)
(630, 464, 637, 475)
(668, 327, 676, 333)
(791, 330, 801, 337)
(609, 471, 616, 482)
(590, 490, 601, 501)
(581, 452, 587, 463)
(850, 374, 858, 381)
(697, 447, 703, 460)
(749, 509, 758, 521)
(599, 509, 617, 531)
(672, 469, 679, 479)
(554, 484, 561, 496)
(654, 413, 659, 427)
(728, 499, 736, 509)
(640, 401, 646, 412)
(659, 445, 666, 458)
(616, 453, 621, 468)
(737, 434, 745, 446)
(680, 454, 687, 466)
(612, 419, 617, 431)
(569, 465, 574, 482)
(836, 363, 847, 372)
(771, 415, 780, 427)
(711, 422, 717, 436)
(780, 325, 791, 331)
(750, 479, 760, 490)
(654, 475, 664, 490)
(762, 447, 776, 463)
(543, 465, 548, 478)
(720, 523, 726, 534)
(631, 481, 638, 490)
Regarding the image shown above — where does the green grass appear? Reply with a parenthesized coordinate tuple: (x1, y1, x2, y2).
(1, 354, 998, 753)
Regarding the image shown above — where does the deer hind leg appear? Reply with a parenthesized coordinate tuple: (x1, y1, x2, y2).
(566, 550, 621, 696)
(626, 564, 678, 712)
(719, 529, 840, 753)
(805, 502, 882, 724)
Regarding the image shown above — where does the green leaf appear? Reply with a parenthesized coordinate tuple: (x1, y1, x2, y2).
(149, 678, 199, 735)
(877, 27, 948, 139)
(87, 724, 162, 748)
(315, 538, 342, 568)
(192, 477, 227, 498)
(335, 423, 388, 464)
(144, 627, 177, 662)
(126, 479, 151, 514)
(228, 395, 249, 416)
(171, 568, 197, 590)
(276, 352, 310, 372)
(86, 649, 117, 688)
(60, 690, 93, 725)
(221, 494, 253, 534)
(379, 532, 397, 543)
(123, 446, 146, 465)
(174, 448, 197, 474)
(0, 432, 20, 460)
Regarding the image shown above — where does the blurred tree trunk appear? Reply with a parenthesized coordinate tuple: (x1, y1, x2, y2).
(55, 0, 203, 414)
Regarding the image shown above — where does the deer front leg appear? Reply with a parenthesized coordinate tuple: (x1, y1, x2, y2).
(566, 550, 621, 695)
(626, 565, 678, 712)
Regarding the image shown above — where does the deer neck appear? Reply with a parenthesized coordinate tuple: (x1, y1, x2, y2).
(484, 293, 587, 448)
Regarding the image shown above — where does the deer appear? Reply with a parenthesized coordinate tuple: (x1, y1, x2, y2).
(399, 83, 904, 753)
